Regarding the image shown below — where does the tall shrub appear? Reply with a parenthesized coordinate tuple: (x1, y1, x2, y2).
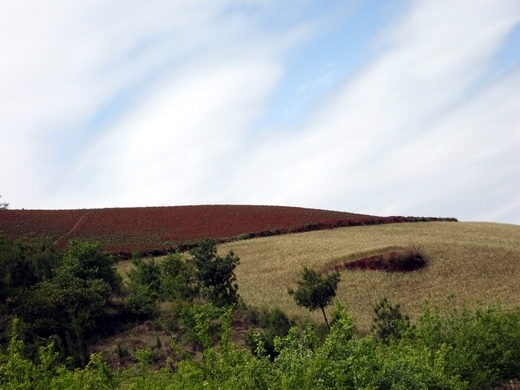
(190, 239, 240, 308)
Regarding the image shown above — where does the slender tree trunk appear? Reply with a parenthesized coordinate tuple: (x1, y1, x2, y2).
(320, 306, 330, 329)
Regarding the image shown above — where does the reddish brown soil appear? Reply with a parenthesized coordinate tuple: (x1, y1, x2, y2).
(0, 205, 456, 257)
(331, 250, 427, 273)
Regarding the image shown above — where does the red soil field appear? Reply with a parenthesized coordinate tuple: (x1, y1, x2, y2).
(0, 205, 456, 257)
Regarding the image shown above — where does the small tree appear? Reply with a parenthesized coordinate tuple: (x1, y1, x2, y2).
(288, 267, 340, 328)
(124, 254, 162, 320)
(0, 195, 8, 209)
(190, 239, 240, 307)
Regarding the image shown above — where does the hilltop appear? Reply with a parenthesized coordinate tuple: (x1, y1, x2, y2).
(0, 205, 454, 257)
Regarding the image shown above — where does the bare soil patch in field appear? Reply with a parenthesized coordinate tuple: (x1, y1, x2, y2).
(331, 248, 427, 272)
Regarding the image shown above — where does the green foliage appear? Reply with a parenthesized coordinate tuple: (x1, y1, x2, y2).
(177, 302, 223, 353)
(374, 341, 466, 389)
(160, 252, 197, 301)
(3, 233, 520, 388)
(0, 235, 57, 302)
(371, 297, 411, 344)
(123, 284, 158, 321)
(190, 239, 240, 307)
(246, 306, 294, 360)
(5, 301, 520, 389)
(123, 253, 163, 320)
(0, 319, 121, 389)
(266, 304, 466, 389)
(60, 239, 121, 292)
(128, 255, 161, 297)
(46, 240, 119, 366)
(409, 302, 520, 389)
(0, 238, 121, 368)
(288, 267, 340, 328)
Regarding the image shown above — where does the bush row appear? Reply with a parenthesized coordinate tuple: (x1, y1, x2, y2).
(2, 300, 520, 389)
(112, 216, 457, 260)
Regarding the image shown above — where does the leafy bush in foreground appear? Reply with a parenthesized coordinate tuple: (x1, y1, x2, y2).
(4, 301, 520, 388)
(245, 306, 294, 360)
(408, 302, 520, 389)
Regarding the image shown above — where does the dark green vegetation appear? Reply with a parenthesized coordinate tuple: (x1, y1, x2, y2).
(0, 235, 122, 367)
(2, 234, 520, 389)
(371, 297, 412, 345)
(190, 239, 240, 307)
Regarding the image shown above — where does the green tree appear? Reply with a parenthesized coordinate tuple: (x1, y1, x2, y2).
(46, 240, 117, 367)
(0, 235, 57, 301)
(190, 239, 240, 307)
(127, 255, 161, 296)
(160, 251, 197, 301)
(123, 253, 161, 320)
(0, 238, 122, 367)
(60, 239, 121, 292)
(288, 267, 340, 328)
(14, 240, 119, 367)
(0, 235, 59, 355)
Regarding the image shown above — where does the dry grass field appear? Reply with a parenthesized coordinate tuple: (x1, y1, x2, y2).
(218, 221, 520, 334)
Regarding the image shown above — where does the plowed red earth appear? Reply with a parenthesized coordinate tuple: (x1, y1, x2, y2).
(0, 205, 454, 257)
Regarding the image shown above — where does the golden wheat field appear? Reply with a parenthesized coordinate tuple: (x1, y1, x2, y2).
(217, 221, 520, 334)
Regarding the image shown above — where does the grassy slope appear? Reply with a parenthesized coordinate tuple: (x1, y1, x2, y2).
(219, 221, 520, 334)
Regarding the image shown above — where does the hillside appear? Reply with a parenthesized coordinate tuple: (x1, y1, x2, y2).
(4, 207, 520, 387)
(219, 221, 520, 334)
(0, 205, 451, 256)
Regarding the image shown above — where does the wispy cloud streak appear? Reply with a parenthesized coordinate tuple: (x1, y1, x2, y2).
(1, 1, 519, 223)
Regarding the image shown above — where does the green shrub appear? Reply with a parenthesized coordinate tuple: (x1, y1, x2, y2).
(409, 302, 520, 389)
(246, 306, 294, 360)
(127, 255, 161, 298)
(190, 239, 240, 308)
(160, 252, 197, 301)
(123, 284, 158, 321)
(177, 302, 223, 353)
(371, 297, 412, 344)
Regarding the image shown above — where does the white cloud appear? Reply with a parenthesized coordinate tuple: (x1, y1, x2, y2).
(1, 1, 519, 224)
(61, 53, 283, 207)
(0, 1, 293, 207)
(209, 1, 520, 221)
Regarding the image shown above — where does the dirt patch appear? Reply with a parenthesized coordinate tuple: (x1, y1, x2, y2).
(331, 249, 427, 273)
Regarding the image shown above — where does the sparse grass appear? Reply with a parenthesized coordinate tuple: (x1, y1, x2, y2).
(114, 259, 135, 282)
(219, 221, 520, 334)
(88, 320, 175, 369)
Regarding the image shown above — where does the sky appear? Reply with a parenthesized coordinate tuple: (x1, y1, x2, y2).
(1, 1, 520, 224)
